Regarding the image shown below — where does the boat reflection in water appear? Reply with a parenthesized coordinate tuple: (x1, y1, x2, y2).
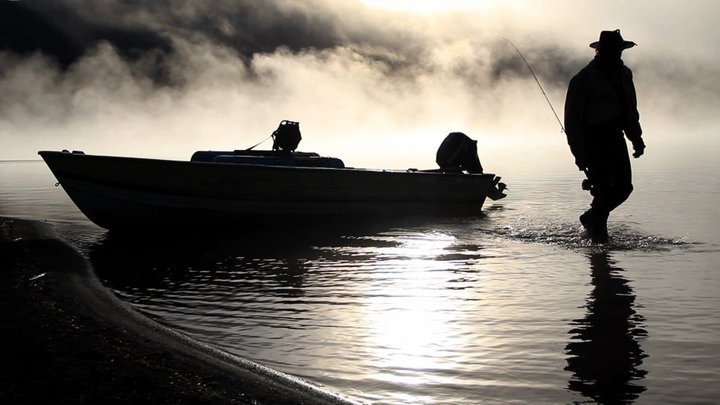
(89, 220, 358, 302)
(565, 251, 648, 403)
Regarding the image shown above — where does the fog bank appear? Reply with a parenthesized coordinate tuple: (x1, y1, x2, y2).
(1, 1, 718, 170)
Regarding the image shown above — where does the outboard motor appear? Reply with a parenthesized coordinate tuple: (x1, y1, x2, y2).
(272, 120, 302, 152)
(435, 132, 483, 173)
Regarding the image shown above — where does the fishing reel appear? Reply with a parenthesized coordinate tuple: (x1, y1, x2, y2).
(581, 168, 594, 193)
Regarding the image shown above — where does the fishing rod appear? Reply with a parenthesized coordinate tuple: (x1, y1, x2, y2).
(503, 38, 565, 133)
(245, 134, 272, 151)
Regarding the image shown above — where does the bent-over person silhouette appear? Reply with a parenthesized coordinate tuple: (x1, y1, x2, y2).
(564, 29, 646, 243)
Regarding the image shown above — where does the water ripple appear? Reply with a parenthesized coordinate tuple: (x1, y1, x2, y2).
(488, 218, 699, 251)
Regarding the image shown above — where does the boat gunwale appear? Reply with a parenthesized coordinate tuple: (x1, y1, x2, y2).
(38, 151, 496, 179)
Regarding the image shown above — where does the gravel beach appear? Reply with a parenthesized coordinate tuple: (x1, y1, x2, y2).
(0, 217, 359, 404)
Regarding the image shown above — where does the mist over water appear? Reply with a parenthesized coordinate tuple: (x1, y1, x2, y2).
(2, 0, 720, 171)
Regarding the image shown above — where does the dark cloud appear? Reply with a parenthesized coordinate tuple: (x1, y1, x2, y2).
(0, 1, 172, 65)
(1, 0, 546, 87)
(0, 0, 177, 84)
(487, 39, 586, 89)
(158, 0, 345, 55)
(1, 1, 372, 64)
(2, 0, 436, 90)
(0, 1, 85, 66)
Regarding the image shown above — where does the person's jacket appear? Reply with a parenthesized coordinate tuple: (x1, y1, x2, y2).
(564, 58, 643, 164)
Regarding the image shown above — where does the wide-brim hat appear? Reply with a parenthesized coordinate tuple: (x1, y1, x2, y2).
(590, 29, 636, 50)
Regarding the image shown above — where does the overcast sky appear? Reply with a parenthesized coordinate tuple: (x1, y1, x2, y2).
(1, 0, 718, 169)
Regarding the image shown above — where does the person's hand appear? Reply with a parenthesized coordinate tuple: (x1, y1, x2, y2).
(632, 140, 645, 158)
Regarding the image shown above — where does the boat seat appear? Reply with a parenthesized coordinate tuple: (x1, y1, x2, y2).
(190, 150, 344, 168)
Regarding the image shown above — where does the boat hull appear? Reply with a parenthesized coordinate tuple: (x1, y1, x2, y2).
(39, 151, 497, 230)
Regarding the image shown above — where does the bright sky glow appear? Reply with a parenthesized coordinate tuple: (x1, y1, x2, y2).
(361, 0, 522, 13)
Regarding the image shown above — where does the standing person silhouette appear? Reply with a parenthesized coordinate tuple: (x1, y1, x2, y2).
(564, 30, 646, 243)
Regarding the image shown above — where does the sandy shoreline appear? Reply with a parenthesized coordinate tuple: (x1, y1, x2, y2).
(0, 216, 361, 404)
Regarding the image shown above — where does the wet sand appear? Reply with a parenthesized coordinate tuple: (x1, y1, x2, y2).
(0, 217, 360, 404)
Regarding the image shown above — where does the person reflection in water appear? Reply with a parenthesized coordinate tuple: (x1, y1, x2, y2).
(564, 30, 646, 243)
(565, 252, 647, 403)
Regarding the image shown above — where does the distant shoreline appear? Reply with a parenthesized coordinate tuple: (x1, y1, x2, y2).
(0, 216, 360, 404)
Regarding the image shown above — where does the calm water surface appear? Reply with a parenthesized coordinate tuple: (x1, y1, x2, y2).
(2, 160, 719, 404)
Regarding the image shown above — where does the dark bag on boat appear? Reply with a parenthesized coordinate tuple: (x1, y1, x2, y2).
(436, 132, 483, 173)
(272, 120, 302, 152)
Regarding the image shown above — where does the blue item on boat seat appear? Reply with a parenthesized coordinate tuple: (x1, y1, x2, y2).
(190, 150, 344, 168)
